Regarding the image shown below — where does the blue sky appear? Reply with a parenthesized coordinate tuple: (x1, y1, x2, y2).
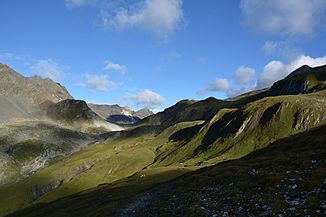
(1, 0, 326, 111)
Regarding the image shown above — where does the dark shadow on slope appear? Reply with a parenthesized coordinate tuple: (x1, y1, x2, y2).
(169, 124, 204, 142)
(200, 110, 245, 149)
(259, 102, 282, 126)
(106, 114, 141, 125)
(6, 168, 191, 217)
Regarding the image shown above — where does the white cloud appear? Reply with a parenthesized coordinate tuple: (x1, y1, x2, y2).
(101, 0, 184, 39)
(227, 87, 254, 98)
(79, 74, 120, 92)
(65, 0, 97, 7)
(240, 0, 326, 36)
(262, 41, 278, 55)
(234, 66, 256, 84)
(197, 78, 230, 95)
(103, 60, 127, 74)
(257, 55, 326, 88)
(207, 78, 230, 91)
(30, 59, 62, 81)
(151, 108, 163, 114)
(257, 61, 287, 89)
(126, 89, 165, 108)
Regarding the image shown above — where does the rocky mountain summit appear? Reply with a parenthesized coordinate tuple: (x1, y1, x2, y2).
(48, 100, 99, 123)
(88, 103, 153, 124)
(0, 64, 73, 105)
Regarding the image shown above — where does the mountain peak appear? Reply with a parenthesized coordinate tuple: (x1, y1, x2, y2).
(284, 64, 312, 79)
(269, 64, 326, 95)
(0, 64, 73, 105)
(47, 99, 98, 123)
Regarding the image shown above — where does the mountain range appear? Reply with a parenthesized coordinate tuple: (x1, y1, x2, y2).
(0, 63, 325, 217)
(0, 64, 152, 190)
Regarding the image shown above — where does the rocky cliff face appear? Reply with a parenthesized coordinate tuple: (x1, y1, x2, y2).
(0, 64, 73, 105)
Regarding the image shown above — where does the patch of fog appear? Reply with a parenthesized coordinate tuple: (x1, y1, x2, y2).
(88, 120, 124, 132)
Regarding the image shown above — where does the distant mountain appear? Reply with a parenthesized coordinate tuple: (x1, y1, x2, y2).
(0, 64, 73, 123)
(106, 115, 141, 125)
(0, 65, 122, 188)
(133, 108, 153, 119)
(88, 103, 153, 124)
(48, 100, 99, 123)
(0, 64, 73, 105)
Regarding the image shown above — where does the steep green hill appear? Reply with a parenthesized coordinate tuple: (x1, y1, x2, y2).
(153, 90, 326, 167)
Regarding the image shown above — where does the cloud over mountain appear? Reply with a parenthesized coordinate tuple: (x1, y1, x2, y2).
(257, 55, 326, 88)
(234, 66, 256, 84)
(126, 89, 165, 108)
(30, 59, 63, 81)
(79, 74, 120, 93)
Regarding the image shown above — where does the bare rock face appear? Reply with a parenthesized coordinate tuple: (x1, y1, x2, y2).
(0, 64, 73, 106)
(133, 108, 154, 119)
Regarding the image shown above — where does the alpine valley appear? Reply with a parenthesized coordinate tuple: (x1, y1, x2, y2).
(0, 63, 325, 217)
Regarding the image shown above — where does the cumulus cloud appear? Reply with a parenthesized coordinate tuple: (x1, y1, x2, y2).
(103, 60, 127, 74)
(240, 0, 326, 37)
(199, 54, 326, 98)
(207, 78, 230, 91)
(101, 0, 184, 39)
(126, 89, 165, 108)
(234, 66, 256, 84)
(257, 55, 326, 88)
(79, 74, 120, 92)
(30, 59, 62, 81)
(197, 78, 230, 95)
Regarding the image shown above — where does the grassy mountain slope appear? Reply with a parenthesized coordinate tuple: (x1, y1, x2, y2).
(153, 90, 326, 167)
(0, 120, 202, 216)
(0, 121, 98, 186)
(7, 124, 326, 217)
(1, 90, 325, 216)
(1, 64, 325, 216)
